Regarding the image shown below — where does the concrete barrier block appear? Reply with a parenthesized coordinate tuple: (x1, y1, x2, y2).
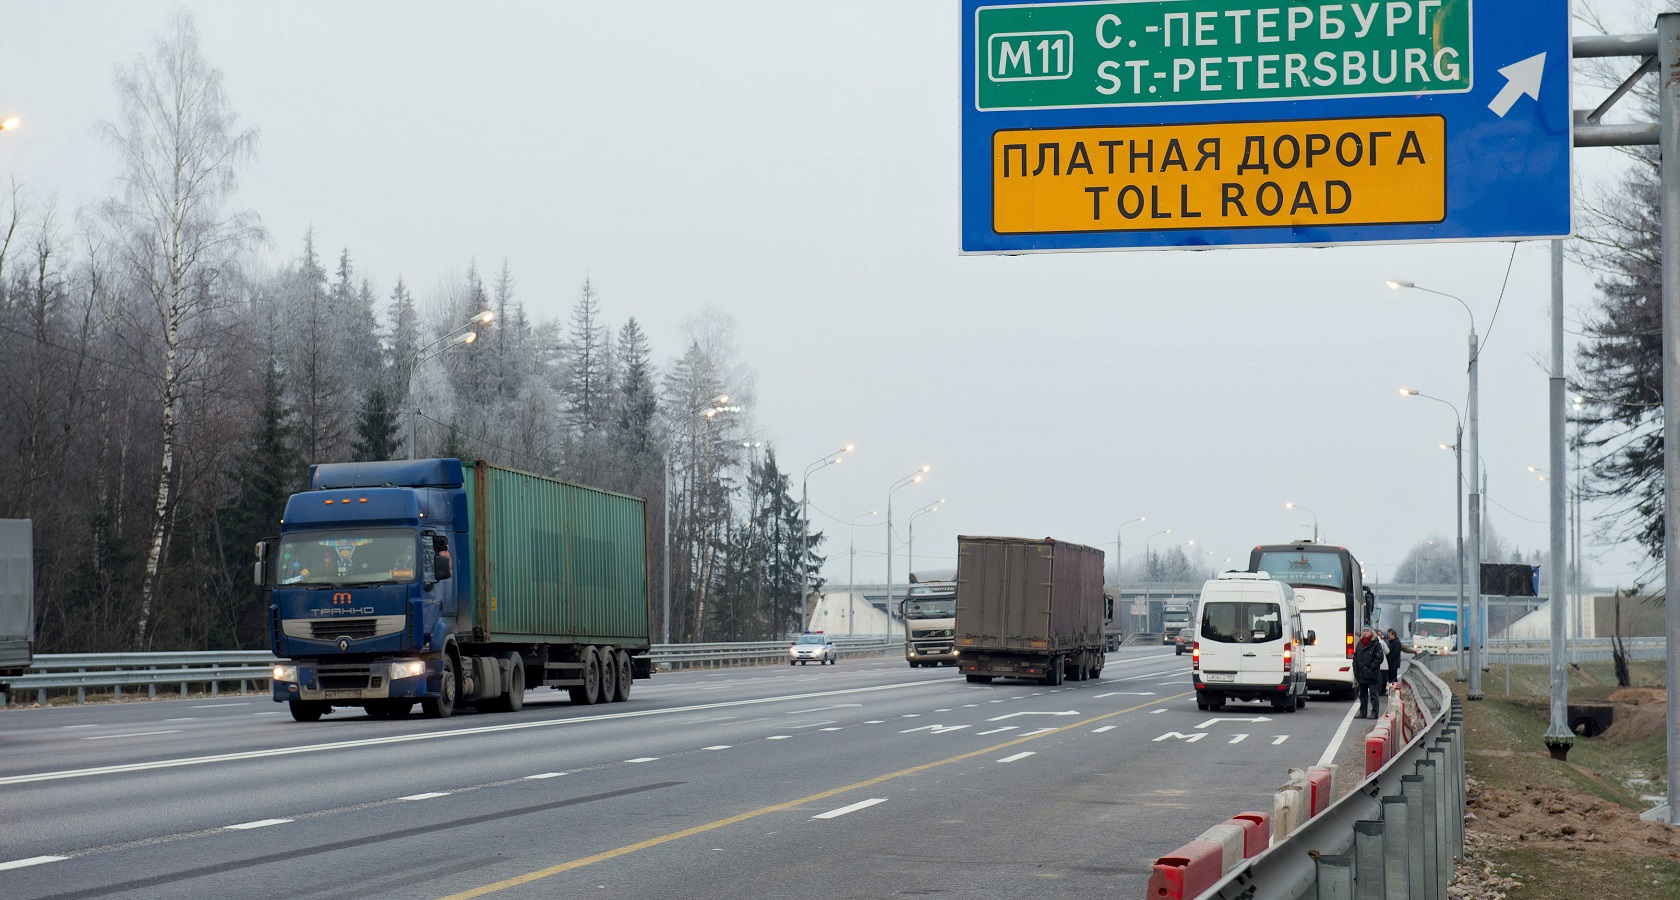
(1197, 822, 1245, 872)
(1305, 767, 1333, 817)
(1146, 839, 1225, 900)
(1365, 728, 1389, 776)
(1272, 785, 1305, 840)
(1231, 811, 1271, 856)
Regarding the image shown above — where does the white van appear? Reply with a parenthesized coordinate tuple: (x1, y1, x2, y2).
(1191, 572, 1311, 713)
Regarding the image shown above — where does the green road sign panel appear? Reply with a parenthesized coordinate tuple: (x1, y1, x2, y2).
(976, 0, 1473, 111)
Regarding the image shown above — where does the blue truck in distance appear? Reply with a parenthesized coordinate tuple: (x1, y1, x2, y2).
(1409, 601, 1485, 655)
(256, 458, 653, 722)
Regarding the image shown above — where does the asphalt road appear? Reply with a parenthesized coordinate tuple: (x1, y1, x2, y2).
(0, 646, 1361, 899)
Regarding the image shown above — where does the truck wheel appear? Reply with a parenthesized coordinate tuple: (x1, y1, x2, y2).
(289, 700, 326, 722)
(597, 648, 617, 705)
(966, 674, 993, 684)
(789, 660, 796, 666)
(503, 653, 525, 713)
(1044, 657, 1064, 686)
(612, 651, 633, 702)
(569, 648, 602, 705)
(1088, 657, 1103, 680)
(422, 655, 457, 719)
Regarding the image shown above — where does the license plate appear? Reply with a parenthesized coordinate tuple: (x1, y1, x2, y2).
(1202, 673, 1235, 683)
(324, 690, 361, 699)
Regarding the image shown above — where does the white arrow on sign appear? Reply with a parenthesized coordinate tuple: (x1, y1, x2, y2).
(1195, 716, 1272, 728)
(985, 710, 1080, 722)
(1488, 52, 1546, 118)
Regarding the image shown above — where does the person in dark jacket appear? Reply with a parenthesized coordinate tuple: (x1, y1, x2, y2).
(1384, 628, 1407, 686)
(1353, 627, 1386, 718)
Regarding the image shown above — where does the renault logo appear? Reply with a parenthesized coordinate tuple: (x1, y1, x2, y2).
(332, 592, 353, 605)
(338, 638, 351, 652)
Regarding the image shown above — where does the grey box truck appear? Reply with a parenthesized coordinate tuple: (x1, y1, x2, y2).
(953, 535, 1108, 685)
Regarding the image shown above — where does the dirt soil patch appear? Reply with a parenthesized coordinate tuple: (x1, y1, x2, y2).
(1601, 687, 1669, 743)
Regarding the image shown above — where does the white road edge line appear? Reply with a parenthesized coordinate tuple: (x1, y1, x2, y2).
(0, 856, 69, 871)
(997, 751, 1036, 763)
(83, 730, 181, 740)
(1316, 702, 1361, 767)
(813, 798, 887, 820)
(2, 679, 945, 786)
(225, 819, 292, 830)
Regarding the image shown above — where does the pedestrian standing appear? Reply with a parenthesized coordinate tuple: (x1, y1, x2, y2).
(1384, 627, 1406, 686)
(1353, 626, 1385, 718)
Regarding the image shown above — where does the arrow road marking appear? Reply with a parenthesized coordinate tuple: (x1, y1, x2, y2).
(985, 710, 1079, 722)
(977, 726, 1019, 736)
(1195, 716, 1272, 729)
(1488, 52, 1546, 118)
(1272, 735, 1290, 745)
(900, 724, 972, 734)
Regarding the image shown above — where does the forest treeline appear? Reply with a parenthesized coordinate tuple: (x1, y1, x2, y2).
(0, 13, 820, 652)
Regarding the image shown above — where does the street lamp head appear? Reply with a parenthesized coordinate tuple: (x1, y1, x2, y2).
(1285, 501, 1297, 510)
(921, 465, 931, 473)
(0, 117, 18, 131)
(1385, 278, 1414, 290)
(1438, 442, 1452, 451)
(711, 394, 729, 404)
(912, 474, 922, 483)
(1400, 387, 1418, 396)
(831, 456, 843, 465)
(475, 310, 495, 324)
(844, 444, 855, 453)
(461, 331, 477, 344)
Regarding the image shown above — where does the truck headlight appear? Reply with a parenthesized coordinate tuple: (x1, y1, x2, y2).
(389, 660, 426, 679)
(272, 664, 298, 682)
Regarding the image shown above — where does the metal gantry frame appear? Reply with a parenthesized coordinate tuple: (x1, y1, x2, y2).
(1567, 22, 1674, 822)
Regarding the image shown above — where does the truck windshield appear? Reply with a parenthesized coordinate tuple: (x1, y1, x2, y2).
(1414, 621, 1456, 637)
(903, 598, 955, 619)
(278, 528, 419, 587)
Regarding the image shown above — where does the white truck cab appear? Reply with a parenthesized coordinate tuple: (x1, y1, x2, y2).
(1191, 571, 1311, 713)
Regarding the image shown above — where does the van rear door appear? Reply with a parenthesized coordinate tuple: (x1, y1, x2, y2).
(1199, 594, 1285, 686)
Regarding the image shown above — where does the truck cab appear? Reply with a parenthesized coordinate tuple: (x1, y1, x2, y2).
(902, 573, 958, 667)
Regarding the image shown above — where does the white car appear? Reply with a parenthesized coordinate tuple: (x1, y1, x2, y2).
(789, 633, 838, 665)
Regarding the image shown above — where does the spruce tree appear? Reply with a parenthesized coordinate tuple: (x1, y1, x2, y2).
(219, 356, 301, 647)
(350, 379, 402, 462)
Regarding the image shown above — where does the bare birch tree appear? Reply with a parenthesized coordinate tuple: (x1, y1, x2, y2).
(100, 12, 263, 647)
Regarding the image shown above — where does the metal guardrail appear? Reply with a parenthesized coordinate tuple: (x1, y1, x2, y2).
(1, 638, 907, 706)
(1197, 659, 1463, 899)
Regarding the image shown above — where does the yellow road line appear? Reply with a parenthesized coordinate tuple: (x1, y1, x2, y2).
(436, 691, 1193, 899)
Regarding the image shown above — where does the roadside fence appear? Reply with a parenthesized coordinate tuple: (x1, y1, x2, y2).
(1, 636, 905, 707)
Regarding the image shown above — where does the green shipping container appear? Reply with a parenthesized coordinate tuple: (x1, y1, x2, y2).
(462, 461, 651, 649)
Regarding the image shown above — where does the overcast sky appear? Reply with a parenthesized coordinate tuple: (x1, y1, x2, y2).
(0, 1, 1662, 586)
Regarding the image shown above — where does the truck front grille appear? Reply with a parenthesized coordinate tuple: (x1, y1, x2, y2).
(912, 628, 954, 639)
(316, 666, 379, 691)
(310, 619, 379, 640)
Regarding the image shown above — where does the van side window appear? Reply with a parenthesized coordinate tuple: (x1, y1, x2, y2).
(1201, 601, 1283, 644)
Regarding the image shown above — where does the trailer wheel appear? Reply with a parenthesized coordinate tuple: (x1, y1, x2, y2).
(569, 648, 602, 705)
(1044, 657, 1064, 686)
(502, 653, 525, 713)
(422, 654, 457, 719)
(612, 650, 633, 702)
(597, 648, 617, 705)
(289, 700, 326, 722)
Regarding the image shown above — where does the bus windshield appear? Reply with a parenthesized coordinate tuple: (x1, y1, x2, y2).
(1253, 551, 1346, 589)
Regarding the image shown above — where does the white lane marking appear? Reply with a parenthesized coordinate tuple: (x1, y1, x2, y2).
(83, 730, 181, 740)
(790, 720, 837, 729)
(525, 772, 566, 779)
(701, 745, 732, 751)
(1230, 734, 1249, 744)
(1021, 727, 1056, 736)
(225, 818, 292, 830)
(819, 727, 843, 732)
(766, 735, 792, 741)
(962, 704, 979, 708)
(674, 715, 739, 725)
(3, 679, 947, 787)
(985, 711, 1078, 722)
(191, 702, 251, 708)
(1196, 716, 1272, 728)
(934, 708, 953, 712)
(399, 792, 449, 801)
(60, 724, 98, 730)
(986, 699, 1005, 703)
(997, 751, 1036, 763)
(1157, 681, 1184, 686)
(786, 704, 862, 714)
(864, 720, 885, 724)
(977, 726, 1019, 736)
(1095, 691, 1154, 698)
(0, 856, 69, 871)
(1273, 735, 1290, 745)
(165, 718, 197, 723)
(812, 798, 888, 820)
(625, 757, 659, 763)
(901, 724, 971, 734)
(900, 714, 921, 718)
(1092, 725, 1117, 733)
(1316, 703, 1360, 767)
(1117, 669, 1185, 682)
(1149, 709, 1167, 714)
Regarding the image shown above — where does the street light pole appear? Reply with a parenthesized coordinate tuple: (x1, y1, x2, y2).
(662, 394, 730, 644)
(1284, 502, 1318, 542)
(1389, 278, 1483, 700)
(908, 501, 944, 584)
(885, 466, 930, 624)
(1116, 515, 1146, 583)
(848, 511, 877, 635)
(799, 446, 854, 629)
(1402, 387, 1467, 680)
(1143, 528, 1171, 580)
(407, 310, 493, 459)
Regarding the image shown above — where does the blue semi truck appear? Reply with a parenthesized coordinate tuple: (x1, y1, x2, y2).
(256, 459, 653, 721)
